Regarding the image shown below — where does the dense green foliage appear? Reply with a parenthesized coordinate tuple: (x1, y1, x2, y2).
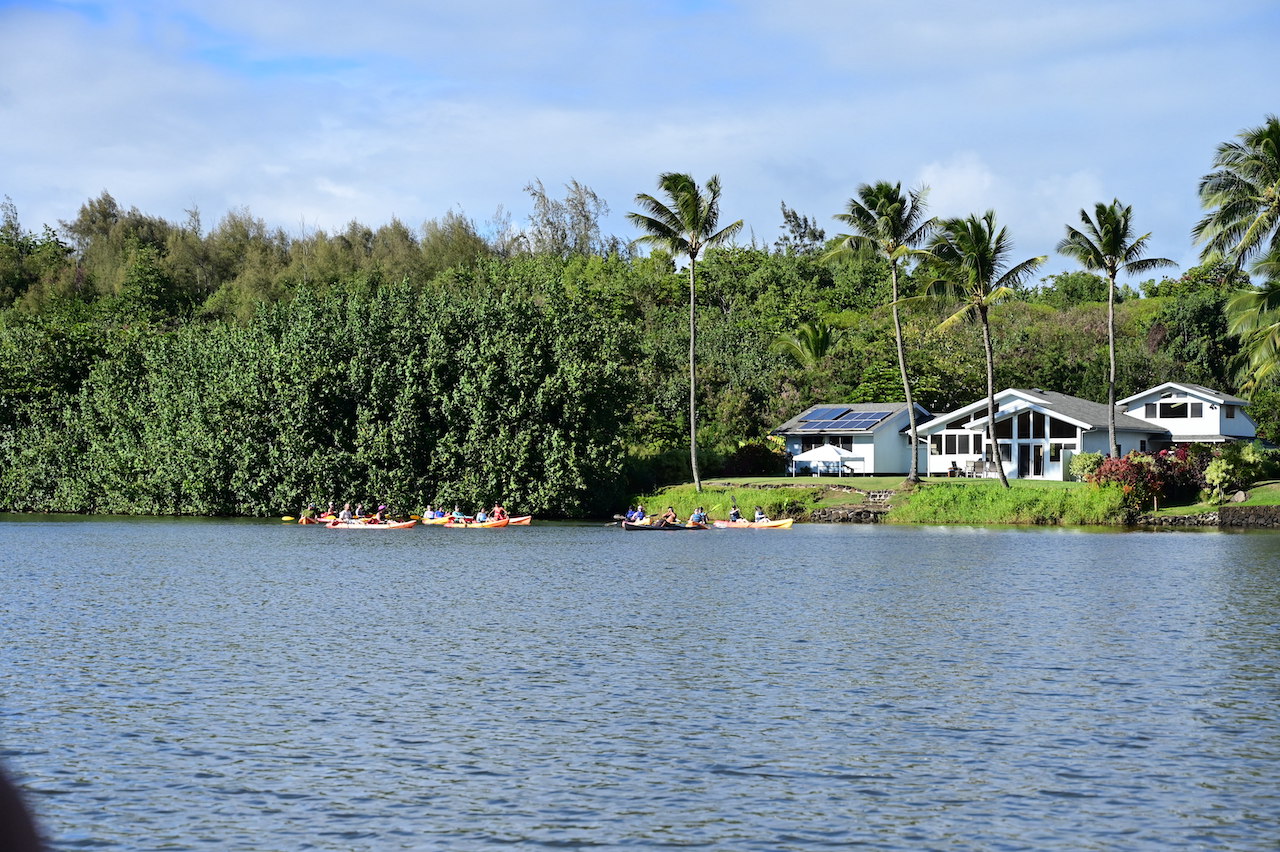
(1, 159, 1277, 516)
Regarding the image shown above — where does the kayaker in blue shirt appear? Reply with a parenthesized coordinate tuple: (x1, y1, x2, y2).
(689, 506, 707, 525)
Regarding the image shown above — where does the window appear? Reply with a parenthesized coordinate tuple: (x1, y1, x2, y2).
(1159, 402, 1189, 418)
(1049, 417, 1076, 439)
(1226, 405, 1236, 419)
(1190, 403, 1203, 417)
(1049, 442, 1076, 462)
(974, 435, 983, 456)
(945, 434, 956, 455)
(1145, 403, 1156, 418)
(1140, 440, 1148, 452)
(930, 435, 942, 455)
(999, 443, 1011, 461)
(957, 434, 971, 455)
(995, 418, 1012, 438)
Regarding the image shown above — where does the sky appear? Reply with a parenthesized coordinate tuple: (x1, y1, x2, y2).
(1, 0, 1277, 278)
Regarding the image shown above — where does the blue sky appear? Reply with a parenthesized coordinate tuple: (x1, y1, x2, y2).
(2, 0, 1277, 277)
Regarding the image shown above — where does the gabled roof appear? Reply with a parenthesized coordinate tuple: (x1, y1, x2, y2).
(773, 401, 929, 435)
(917, 388, 1163, 435)
(1117, 382, 1248, 407)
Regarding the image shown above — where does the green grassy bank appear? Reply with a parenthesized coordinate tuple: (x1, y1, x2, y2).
(886, 479, 1130, 525)
(631, 476, 1280, 526)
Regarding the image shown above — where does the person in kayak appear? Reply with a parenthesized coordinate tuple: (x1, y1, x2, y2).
(475, 507, 489, 523)
(754, 506, 769, 523)
(688, 506, 707, 525)
(491, 504, 508, 521)
(338, 503, 354, 522)
(729, 505, 742, 523)
(634, 505, 647, 521)
(657, 506, 679, 526)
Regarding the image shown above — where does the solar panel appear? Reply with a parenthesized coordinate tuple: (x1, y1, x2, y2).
(805, 406, 849, 421)
(838, 409, 888, 423)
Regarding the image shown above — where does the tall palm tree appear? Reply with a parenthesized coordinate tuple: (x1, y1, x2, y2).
(1193, 114, 1280, 272)
(1057, 200, 1174, 457)
(628, 173, 743, 491)
(925, 211, 1045, 488)
(827, 182, 935, 481)
(1226, 249, 1280, 389)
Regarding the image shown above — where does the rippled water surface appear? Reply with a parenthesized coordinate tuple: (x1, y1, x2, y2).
(3, 517, 1279, 850)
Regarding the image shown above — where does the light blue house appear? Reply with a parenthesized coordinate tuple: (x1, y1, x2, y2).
(772, 402, 931, 475)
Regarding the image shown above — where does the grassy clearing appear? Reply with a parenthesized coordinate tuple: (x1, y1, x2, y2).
(887, 480, 1130, 526)
(1149, 480, 1280, 516)
(632, 481, 864, 520)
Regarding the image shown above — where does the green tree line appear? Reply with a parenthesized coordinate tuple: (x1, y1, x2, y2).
(2, 116, 1278, 515)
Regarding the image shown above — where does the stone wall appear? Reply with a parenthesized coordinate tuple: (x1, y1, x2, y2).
(1219, 505, 1280, 528)
(1134, 512, 1219, 527)
(810, 506, 886, 523)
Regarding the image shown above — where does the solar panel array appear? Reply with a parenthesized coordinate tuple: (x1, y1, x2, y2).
(795, 409, 890, 431)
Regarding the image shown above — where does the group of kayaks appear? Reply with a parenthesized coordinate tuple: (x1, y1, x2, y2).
(296, 514, 532, 530)
(620, 518, 793, 531)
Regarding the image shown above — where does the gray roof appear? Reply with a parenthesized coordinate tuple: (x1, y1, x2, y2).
(1007, 389, 1160, 432)
(928, 388, 1164, 434)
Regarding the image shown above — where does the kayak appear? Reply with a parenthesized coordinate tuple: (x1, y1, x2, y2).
(326, 519, 417, 529)
(507, 515, 531, 525)
(712, 518, 794, 529)
(419, 516, 451, 525)
(444, 518, 510, 528)
(622, 520, 707, 531)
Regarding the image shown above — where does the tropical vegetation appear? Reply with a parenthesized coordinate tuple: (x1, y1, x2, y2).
(3, 114, 1280, 518)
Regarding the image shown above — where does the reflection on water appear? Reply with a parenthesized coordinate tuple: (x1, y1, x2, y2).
(2, 519, 1279, 850)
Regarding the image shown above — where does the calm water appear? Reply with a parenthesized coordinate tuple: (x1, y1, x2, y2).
(2, 517, 1279, 851)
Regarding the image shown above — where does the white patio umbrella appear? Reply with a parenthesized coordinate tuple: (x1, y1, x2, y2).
(790, 443, 859, 476)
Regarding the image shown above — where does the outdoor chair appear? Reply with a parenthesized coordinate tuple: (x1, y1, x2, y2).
(963, 460, 978, 478)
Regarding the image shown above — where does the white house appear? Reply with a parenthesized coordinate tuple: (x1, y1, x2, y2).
(772, 402, 931, 475)
(1118, 382, 1256, 444)
(915, 388, 1167, 481)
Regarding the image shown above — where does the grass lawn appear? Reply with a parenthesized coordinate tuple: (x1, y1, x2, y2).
(1149, 479, 1280, 515)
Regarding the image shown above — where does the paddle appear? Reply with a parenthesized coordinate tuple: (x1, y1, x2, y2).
(281, 516, 295, 522)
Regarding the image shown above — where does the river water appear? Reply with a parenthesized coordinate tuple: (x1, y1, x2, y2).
(2, 517, 1278, 851)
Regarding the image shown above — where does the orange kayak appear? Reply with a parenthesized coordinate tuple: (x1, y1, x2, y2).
(444, 518, 510, 528)
(326, 519, 417, 530)
(507, 515, 531, 525)
(712, 518, 794, 529)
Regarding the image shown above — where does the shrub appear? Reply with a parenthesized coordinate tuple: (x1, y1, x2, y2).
(1068, 451, 1103, 481)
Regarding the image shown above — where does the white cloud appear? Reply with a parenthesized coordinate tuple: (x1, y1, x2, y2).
(0, 0, 1276, 281)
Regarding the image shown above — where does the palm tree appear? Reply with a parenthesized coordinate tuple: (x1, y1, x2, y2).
(1193, 114, 1280, 272)
(628, 173, 743, 491)
(1057, 200, 1174, 457)
(1226, 249, 1280, 389)
(770, 321, 842, 369)
(925, 211, 1046, 488)
(827, 182, 935, 481)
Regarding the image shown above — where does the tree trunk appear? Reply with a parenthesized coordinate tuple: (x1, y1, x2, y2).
(980, 307, 1010, 488)
(689, 257, 701, 492)
(1107, 270, 1118, 458)
(889, 262, 921, 482)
